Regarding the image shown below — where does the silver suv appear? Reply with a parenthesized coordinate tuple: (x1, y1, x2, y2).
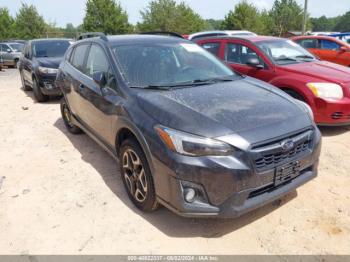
(0, 42, 24, 68)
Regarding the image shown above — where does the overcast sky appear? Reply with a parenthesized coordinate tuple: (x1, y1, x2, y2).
(0, 0, 349, 27)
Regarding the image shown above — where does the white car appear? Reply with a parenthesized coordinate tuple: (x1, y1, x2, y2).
(188, 30, 257, 40)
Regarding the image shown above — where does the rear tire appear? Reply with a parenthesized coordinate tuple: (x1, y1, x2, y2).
(119, 139, 159, 212)
(33, 77, 49, 102)
(60, 98, 83, 134)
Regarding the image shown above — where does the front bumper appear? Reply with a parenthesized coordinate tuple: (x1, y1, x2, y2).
(37, 73, 62, 96)
(152, 128, 321, 218)
(313, 97, 350, 126)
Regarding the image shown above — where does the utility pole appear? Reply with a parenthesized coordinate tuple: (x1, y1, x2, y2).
(302, 0, 308, 35)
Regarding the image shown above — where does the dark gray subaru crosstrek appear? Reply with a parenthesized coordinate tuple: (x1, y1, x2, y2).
(56, 34, 321, 218)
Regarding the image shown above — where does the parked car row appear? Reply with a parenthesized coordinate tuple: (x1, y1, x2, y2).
(52, 34, 321, 218)
(195, 35, 350, 126)
(12, 30, 349, 218)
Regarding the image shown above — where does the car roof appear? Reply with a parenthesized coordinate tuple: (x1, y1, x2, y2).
(1, 42, 23, 45)
(77, 34, 188, 46)
(188, 30, 257, 39)
(329, 32, 350, 37)
(292, 35, 338, 40)
(31, 38, 72, 43)
(193, 35, 283, 43)
(291, 35, 350, 45)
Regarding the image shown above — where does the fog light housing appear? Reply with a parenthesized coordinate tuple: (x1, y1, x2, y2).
(184, 188, 196, 203)
(44, 82, 54, 90)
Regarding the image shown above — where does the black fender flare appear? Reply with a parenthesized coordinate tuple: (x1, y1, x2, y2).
(114, 117, 156, 175)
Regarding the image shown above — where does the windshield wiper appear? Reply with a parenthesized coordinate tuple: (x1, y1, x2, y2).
(169, 77, 236, 88)
(295, 55, 315, 60)
(129, 85, 171, 90)
(275, 57, 298, 62)
(129, 76, 236, 90)
(210, 76, 237, 82)
(164, 79, 217, 88)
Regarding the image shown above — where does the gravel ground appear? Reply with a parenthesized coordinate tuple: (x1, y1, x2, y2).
(0, 68, 349, 255)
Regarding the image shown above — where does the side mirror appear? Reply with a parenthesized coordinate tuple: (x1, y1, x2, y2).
(6, 49, 12, 53)
(340, 46, 349, 52)
(246, 57, 264, 69)
(92, 71, 106, 88)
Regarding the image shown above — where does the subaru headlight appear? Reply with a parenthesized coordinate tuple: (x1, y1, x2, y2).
(155, 126, 233, 156)
(307, 83, 343, 100)
(38, 66, 58, 74)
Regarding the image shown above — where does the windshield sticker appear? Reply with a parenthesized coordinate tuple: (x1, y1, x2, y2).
(180, 43, 203, 52)
(287, 40, 299, 47)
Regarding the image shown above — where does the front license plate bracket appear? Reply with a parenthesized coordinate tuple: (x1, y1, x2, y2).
(275, 161, 300, 186)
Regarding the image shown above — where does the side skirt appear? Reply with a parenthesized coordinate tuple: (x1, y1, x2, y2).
(71, 114, 118, 161)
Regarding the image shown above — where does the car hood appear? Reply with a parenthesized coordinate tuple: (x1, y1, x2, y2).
(137, 77, 312, 142)
(281, 60, 350, 84)
(35, 57, 63, 69)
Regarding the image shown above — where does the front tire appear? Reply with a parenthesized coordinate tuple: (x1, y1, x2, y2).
(20, 71, 32, 91)
(119, 139, 159, 212)
(33, 77, 49, 102)
(285, 90, 305, 102)
(13, 59, 19, 69)
(60, 98, 82, 134)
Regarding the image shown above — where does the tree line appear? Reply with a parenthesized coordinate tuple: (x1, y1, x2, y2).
(0, 0, 350, 40)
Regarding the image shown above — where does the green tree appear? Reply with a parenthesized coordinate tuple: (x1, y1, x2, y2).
(259, 9, 274, 35)
(45, 22, 65, 38)
(63, 23, 82, 38)
(83, 0, 132, 34)
(0, 8, 15, 40)
(334, 11, 350, 32)
(270, 0, 306, 36)
(310, 16, 334, 31)
(204, 19, 223, 30)
(221, 0, 262, 34)
(137, 0, 206, 34)
(13, 3, 46, 39)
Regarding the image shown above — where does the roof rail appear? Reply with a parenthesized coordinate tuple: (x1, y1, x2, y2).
(77, 32, 108, 41)
(140, 31, 184, 39)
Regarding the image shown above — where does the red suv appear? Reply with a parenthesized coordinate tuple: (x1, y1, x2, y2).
(195, 36, 350, 125)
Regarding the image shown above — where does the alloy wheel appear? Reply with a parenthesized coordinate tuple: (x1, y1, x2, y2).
(122, 149, 148, 203)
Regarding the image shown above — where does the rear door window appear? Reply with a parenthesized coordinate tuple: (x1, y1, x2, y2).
(297, 39, 318, 49)
(199, 42, 221, 57)
(70, 44, 89, 73)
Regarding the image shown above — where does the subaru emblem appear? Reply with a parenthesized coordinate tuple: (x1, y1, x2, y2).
(281, 140, 294, 151)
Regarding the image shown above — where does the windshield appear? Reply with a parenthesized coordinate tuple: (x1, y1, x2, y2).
(112, 43, 236, 88)
(257, 39, 316, 65)
(9, 43, 24, 52)
(33, 40, 70, 58)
